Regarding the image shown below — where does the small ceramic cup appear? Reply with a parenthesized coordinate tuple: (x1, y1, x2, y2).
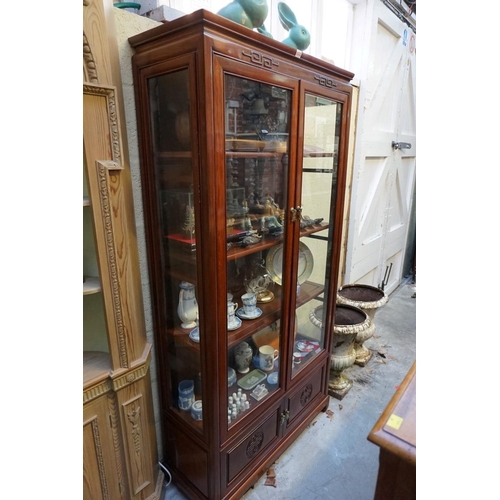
(178, 380, 195, 410)
(259, 345, 279, 372)
(241, 292, 257, 315)
(293, 352, 301, 365)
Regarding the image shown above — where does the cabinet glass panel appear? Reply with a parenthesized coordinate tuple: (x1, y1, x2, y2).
(83, 158, 109, 371)
(224, 75, 290, 426)
(148, 69, 203, 432)
(292, 94, 342, 377)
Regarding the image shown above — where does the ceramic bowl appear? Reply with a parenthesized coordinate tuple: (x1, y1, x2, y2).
(267, 372, 278, 384)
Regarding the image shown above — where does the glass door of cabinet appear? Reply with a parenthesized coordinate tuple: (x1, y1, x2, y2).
(291, 93, 343, 377)
(224, 73, 292, 427)
(147, 66, 204, 433)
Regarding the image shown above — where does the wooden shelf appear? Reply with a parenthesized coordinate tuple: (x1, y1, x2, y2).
(83, 350, 111, 387)
(225, 151, 286, 158)
(83, 276, 101, 295)
(169, 281, 325, 351)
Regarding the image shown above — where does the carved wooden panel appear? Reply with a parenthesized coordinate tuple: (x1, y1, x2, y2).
(225, 408, 280, 485)
(83, 396, 124, 500)
(287, 367, 325, 426)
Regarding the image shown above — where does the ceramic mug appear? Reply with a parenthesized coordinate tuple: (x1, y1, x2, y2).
(241, 292, 257, 315)
(259, 345, 279, 372)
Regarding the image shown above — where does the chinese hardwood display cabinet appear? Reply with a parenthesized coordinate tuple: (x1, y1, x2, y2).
(83, 1, 162, 498)
(129, 9, 354, 500)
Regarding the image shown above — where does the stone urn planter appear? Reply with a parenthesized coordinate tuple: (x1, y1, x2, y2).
(336, 284, 388, 367)
(310, 303, 370, 400)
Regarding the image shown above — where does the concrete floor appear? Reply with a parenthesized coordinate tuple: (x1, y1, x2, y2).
(161, 279, 416, 500)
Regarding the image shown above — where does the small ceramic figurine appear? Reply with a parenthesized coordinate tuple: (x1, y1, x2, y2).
(217, 0, 269, 30)
(277, 2, 311, 51)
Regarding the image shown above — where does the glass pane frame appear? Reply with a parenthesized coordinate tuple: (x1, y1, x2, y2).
(146, 63, 205, 435)
(213, 56, 301, 436)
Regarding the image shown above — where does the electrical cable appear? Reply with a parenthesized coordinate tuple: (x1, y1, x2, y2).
(158, 461, 172, 487)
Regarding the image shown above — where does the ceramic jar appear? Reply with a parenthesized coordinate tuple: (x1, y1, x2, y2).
(178, 380, 195, 410)
(234, 341, 253, 374)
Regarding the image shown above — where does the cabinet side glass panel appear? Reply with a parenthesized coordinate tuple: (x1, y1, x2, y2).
(148, 69, 203, 432)
(292, 94, 342, 377)
(224, 75, 290, 426)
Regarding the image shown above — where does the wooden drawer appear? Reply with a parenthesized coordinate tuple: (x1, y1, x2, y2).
(286, 366, 325, 428)
(223, 406, 281, 486)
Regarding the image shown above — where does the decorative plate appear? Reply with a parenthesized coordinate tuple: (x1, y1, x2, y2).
(236, 307, 263, 320)
(237, 369, 267, 390)
(265, 242, 314, 286)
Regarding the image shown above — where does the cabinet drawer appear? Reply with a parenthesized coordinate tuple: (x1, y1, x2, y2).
(287, 366, 326, 426)
(224, 406, 281, 485)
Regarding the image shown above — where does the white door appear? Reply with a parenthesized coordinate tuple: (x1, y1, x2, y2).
(344, 0, 416, 294)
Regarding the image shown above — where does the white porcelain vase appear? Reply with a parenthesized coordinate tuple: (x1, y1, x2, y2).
(177, 281, 198, 328)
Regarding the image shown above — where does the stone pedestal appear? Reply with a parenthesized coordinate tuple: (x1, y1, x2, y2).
(337, 284, 388, 367)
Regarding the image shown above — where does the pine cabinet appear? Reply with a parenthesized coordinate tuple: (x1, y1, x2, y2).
(83, 1, 162, 498)
(129, 10, 354, 500)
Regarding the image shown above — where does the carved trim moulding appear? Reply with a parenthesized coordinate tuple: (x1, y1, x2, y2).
(314, 74, 338, 88)
(112, 357, 151, 392)
(95, 159, 128, 369)
(83, 31, 99, 84)
(108, 392, 126, 491)
(84, 356, 151, 404)
(84, 379, 113, 404)
(241, 49, 279, 69)
(84, 84, 123, 164)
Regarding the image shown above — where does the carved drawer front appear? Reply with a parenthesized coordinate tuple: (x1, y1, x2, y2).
(287, 366, 325, 426)
(224, 407, 281, 485)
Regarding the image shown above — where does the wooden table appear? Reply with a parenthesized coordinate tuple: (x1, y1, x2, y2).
(368, 362, 416, 500)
